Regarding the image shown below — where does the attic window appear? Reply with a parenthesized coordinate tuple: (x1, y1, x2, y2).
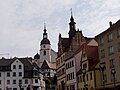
(16, 61, 18, 63)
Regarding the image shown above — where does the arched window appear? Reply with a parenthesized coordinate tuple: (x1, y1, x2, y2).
(43, 50, 46, 55)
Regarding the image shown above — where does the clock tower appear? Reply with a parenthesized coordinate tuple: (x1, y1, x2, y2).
(39, 24, 51, 67)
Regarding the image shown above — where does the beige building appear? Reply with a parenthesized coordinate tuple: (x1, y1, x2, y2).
(95, 20, 120, 90)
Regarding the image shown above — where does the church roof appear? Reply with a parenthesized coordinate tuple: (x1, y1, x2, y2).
(41, 60, 56, 70)
(34, 53, 40, 59)
(41, 38, 50, 45)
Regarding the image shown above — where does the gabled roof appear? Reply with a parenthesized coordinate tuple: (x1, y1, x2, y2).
(41, 60, 56, 70)
(76, 39, 99, 75)
(0, 58, 15, 66)
(0, 57, 34, 71)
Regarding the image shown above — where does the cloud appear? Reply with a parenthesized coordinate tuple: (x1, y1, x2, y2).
(0, 0, 120, 58)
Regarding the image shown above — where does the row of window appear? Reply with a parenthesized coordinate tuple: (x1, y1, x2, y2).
(77, 72, 92, 83)
(0, 79, 28, 85)
(102, 72, 116, 83)
(56, 55, 65, 66)
(57, 68, 65, 76)
(66, 60, 74, 69)
(66, 72, 74, 81)
(101, 43, 120, 58)
(13, 65, 22, 69)
(0, 72, 22, 77)
(99, 29, 120, 46)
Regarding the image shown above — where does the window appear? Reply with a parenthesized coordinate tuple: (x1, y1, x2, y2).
(83, 53, 86, 57)
(104, 74, 107, 83)
(13, 80, 16, 84)
(43, 50, 46, 55)
(72, 72, 74, 79)
(35, 79, 38, 83)
(13, 88, 17, 90)
(118, 43, 120, 52)
(77, 76, 79, 82)
(70, 85, 75, 90)
(100, 38, 104, 46)
(13, 65, 16, 69)
(111, 73, 116, 82)
(43, 45, 46, 48)
(83, 63, 87, 69)
(0, 73, 1, 77)
(109, 59, 115, 68)
(72, 60, 74, 66)
(101, 49, 105, 58)
(25, 79, 28, 84)
(19, 79, 22, 84)
(0, 80, 1, 84)
(117, 29, 120, 37)
(67, 86, 69, 90)
(13, 72, 16, 77)
(86, 74, 88, 81)
(80, 76, 82, 82)
(108, 33, 113, 42)
(7, 72, 10, 77)
(7, 80, 10, 84)
(19, 65, 22, 69)
(19, 72, 22, 76)
(90, 72, 92, 80)
(108, 46, 114, 55)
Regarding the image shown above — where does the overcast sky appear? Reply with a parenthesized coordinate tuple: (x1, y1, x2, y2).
(0, 0, 120, 58)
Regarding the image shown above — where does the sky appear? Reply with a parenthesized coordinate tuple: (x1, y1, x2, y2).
(0, 0, 120, 58)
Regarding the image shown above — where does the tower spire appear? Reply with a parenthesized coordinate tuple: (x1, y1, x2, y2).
(70, 8, 73, 17)
(68, 8, 76, 39)
(70, 8, 74, 22)
(44, 22, 46, 33)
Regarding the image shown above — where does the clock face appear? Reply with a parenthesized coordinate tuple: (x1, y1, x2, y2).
(44, 35, 47, 38)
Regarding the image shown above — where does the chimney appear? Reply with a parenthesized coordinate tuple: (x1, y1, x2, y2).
(109, 21, 112, 27)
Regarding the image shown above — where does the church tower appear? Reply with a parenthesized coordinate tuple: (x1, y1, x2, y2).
(68, 9, 76, 39)
(39, 23, 51, 66)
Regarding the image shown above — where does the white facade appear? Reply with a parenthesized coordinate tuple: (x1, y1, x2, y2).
(65, 57, 77, 90)
(39, 44, 51, 67)
(0, 58, 45, 90)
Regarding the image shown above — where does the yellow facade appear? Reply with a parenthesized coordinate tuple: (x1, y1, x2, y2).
(96, 20, 120, 89)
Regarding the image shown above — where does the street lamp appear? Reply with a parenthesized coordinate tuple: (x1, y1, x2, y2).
(111, 68, 116, 90)
(99, 62, 106, 90)
(82, 69, 87, 90)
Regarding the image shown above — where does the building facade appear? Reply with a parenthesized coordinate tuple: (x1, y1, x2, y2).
(57, 12, 88, 90)
(0, 57, 45, 90)
(76, 39, 100, 90)
(95, 20, 120, 90)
